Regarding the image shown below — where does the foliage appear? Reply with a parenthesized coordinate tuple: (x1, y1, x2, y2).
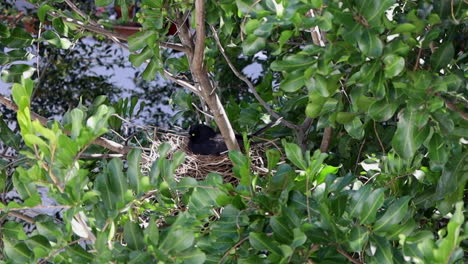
(0, 0, 467, 263)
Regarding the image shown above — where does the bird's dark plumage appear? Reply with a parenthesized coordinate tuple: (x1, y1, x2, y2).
(188, 124, 228, 155)
(187, 121, 277, 155)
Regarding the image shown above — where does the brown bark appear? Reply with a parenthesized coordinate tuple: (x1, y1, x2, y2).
(177, 0, 240, 151)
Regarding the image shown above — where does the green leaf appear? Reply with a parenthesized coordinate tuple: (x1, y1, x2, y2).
(70, 108, 84, 139)
(368, 99, 398, 121)
(0, 21, 10, 38)
(358, 30, 383, 57)
(357, 0, 396, 25)
(108, 158, 127, 196)
(392, 110, 429, 159)
(175, 248, 206, 264)
(347, 226, 369, 252)
(427, 134, 449, 165)
(0, 116, 21, 149)
(306, 75, 329, 97)
(253, 21, 273, 38)
(3, 28, 33, 48)
(36, 221, 63, 242)
(291, 228, 307, 248)
(242, 35, 266, 56)
(280, 73, 305, 92)
(360, 188, 386, 224)
(336, 112, 358, 124)
(371, 235, 394, 264)
(38, 4, 53, 23)
(383, 55, 405, 78)
(244, 19, 260, 35)
(128, 30, 156, 52)
(95, 0, 114, 7)
(1, 64, 35, 83)
(344, 117, 364, 139)
(393, 23, 417, 33)
(159, 229, 194, 253)
(433, 202, 465, 263)
(283, 141, 307, 170)
(0, 50, 34, 65)
(129, 46, 153, 67)
(3, 240, 32, 264)
(2, 222, 28, 240)
(124, 221, 145, 250)
(373, 196, 412, 233)
(142, 58, 161, 81)
(127, 148, 142, 194)
(271, 55, 315, 72)
(430, 42, 454, 71)
(249, 232, 282, 256)
(42, 30, 71, 49)
(266, 149, 281, 172)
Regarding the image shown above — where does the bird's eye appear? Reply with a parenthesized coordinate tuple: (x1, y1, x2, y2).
(191, 133, 195, 136)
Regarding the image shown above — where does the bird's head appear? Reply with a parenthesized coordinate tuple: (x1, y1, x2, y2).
(188, 124, 217, 142)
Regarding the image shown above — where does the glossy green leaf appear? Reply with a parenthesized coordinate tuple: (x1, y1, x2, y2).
(266, 149, 281, 171)
(291, 228, 307, 248)
(3, 240, 32, 264)
(0, 116, 21, 149)
(371, 235, 394, 264)
(336, 112, 358, 124)
(128, 30, 156, 52)
(358, 30, 383, 57)
(95, 0, 114, 6)
(348, 226, 369, 252)
(357, 0, 396, 25)
(368, 99, 398, 121)
(0, 22, 10, 38)
(430, 42, 454, 70)
(383, 55, 405, 78)
(373, 196, 412, 233)
(392, 110, 429, 159)
(124, 221, 145, 250)
(142, 58, 162, 81)
(108, 158, 127, 196)
(159, 229, 194, 253)
(0, 50, 34, 65)
(129, 46, 153, 67)
(3, 28, 33, 48)
(127, 148, 142, 194)
(283, 141, 307, 170)
(361, 188, 386, 224)
(271, 55, 315, 72)
(38, 4, 53, 23)
(280, 72, 305, 92)
(242, 35, 266, 56)
(42, 30, 71, 49)
(1, 64, 35, 83)
(249, 232, 282, 256)
(393, 23, 416, 33)
(175, 248, 206, 264)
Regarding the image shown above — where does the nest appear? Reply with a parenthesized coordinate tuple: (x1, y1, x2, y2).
(141, 129, 278, 184)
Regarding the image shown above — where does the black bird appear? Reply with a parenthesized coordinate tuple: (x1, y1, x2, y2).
(187, 120, 281, 155)
(187, 124, 231, 155)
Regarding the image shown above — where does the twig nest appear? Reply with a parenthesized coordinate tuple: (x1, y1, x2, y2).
(141, 130, 275, 183)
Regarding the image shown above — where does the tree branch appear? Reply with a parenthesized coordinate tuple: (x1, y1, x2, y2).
(210, 24, 298, 130)
(336, 247, 363, 264)
(179, 0, 240, 151)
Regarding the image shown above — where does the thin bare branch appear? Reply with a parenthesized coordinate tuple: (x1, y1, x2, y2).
(320, 127, 333, 153)
(210, 24, 298, 130)
(336, 247, 363, 264)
